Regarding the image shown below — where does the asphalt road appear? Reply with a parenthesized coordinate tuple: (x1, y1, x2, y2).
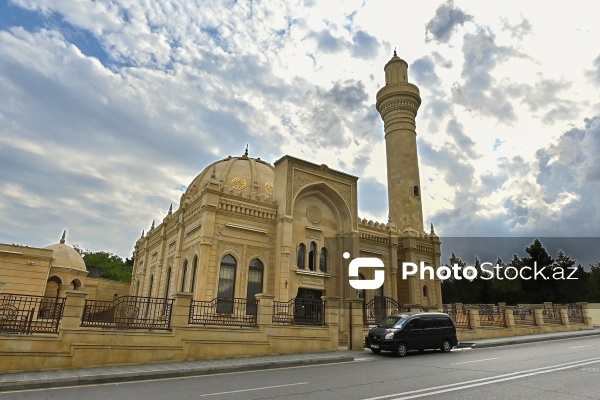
(2, 336, 600, 400)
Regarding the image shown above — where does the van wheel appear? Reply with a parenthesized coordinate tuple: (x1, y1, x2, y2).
(441, 339, 452, 353)
(371, 348, 381, 354)
(394, 343, 408, 357)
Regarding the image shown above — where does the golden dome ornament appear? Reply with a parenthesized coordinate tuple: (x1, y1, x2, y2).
(231, 177, 247, 191)
(264, 182, 274, 196)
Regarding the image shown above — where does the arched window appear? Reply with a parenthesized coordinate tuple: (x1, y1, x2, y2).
(164, 268, 171, 300)
(297, 244, 306, 269)
(414, 185, 420, 197)
(191, 256, 198, 294)
(423, 285, 429, 298)
(246, 259, 264, 315)
(319, 248, 327, 272)
(148, 275, 154, 297)
(71, 279, 81, 290)
(181, 260, 188, 292)
(308, 242, 317, 271)
(217, 255, 237, 313)
(163, 267, 171, 315)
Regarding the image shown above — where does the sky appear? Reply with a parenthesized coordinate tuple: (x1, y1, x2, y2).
(1, 0, 600, 264)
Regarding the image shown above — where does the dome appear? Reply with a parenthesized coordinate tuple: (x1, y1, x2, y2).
(181, 154, 275, 204)
(44, 231, 87, 272)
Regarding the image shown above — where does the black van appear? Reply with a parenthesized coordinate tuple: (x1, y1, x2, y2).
(365, 312, 458, 357)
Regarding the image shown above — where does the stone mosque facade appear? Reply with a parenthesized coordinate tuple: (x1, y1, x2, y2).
(131, 53, 443, 335)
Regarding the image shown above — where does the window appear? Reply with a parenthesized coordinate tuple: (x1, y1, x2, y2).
(319, 248, 327, 272)
(308, 242, 317, 271)
(148, 275, 154, 297)
(407, 318, 421, 330)
(217, 255, 237, 313)
(191, 256, 198, 294)
(163, 267, 171, 315)
(297, 244, 306, 269)
(181, 260, 188, 292)
(414, 185, 420, 197)
(423, 285, 429, 298)
(246, 259, 264, 315)
(421, 317, 435, 329)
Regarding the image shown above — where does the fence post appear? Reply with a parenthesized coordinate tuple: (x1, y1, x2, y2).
(59, 290, 88, 330)
(256, 293, 275, 326)
(576, 302, 593, 326)
(504, 305, 515, 328)
(172, 292, 193, 328)
(464, 305, 480, 329)
(557, 305, 570, 326)
(532, 304, 545, 326)
(347, 298, 364, 350)
(322, 296, 340, 348)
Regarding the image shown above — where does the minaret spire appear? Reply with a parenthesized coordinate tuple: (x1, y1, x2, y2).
(376, 53, 423, 232)
(60, 230, 66, 244)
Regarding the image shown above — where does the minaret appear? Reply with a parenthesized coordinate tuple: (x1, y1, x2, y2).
(376, 50, 424, 232)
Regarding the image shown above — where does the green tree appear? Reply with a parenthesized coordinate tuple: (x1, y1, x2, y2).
(74, 246, 132, 282)
(520, 239, 554, 303)
(553, 251, 588, 303)
(588, 261, 600, 302)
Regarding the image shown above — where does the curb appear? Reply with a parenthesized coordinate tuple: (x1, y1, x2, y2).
(0, 354, 355, 392)
(472, 330, 600, 349)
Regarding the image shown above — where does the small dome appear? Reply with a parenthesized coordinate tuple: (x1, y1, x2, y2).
(44, 231, 87, 272)
(181, 155, 274, 205)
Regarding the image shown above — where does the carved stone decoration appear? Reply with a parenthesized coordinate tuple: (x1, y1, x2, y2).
(306, 205, 322, 224)
(246, 246, 271, 264)
(230, 177, 247, 191)
(298, 275, 325, 286)
(264, 181, 274, 196)
(218, 240, 244, 261)
(288, 169, 353, 219)
(306, 230, 321, 240)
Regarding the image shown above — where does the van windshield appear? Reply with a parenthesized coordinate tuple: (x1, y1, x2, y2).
(377, 316, 409, 329)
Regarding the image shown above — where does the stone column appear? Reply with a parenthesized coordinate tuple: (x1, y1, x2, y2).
(557, 305, 570, 326)
(532, 304, 545, 326)
(323, 296, 340, 349)
(390, 266, 398, 301)
(577, 302, 593, 326)
(172, 292, 193, 328)
(403, 304, 422, 313)
(346, 298, 364, 350)
(59, 290, 88, 330)
(504, 305, 515, 328)
(256, 293, 275, 327)
(464, 305, 480, 329)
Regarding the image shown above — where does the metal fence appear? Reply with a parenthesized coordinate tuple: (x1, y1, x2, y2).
(478, 304, 506, 327)
(273, 298, 325, 326)
(189, 298, 257, 327)
(442, 304, 470, 329)
(0, 294, 65, 334)
(513, 305, 536, 326)
(363, 296, 405, 325)
(81, 296, 173, 330)
(543, 305, 562, 325)
(567, 304, 584, 324)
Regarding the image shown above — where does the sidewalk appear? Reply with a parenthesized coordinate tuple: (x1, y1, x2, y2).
(1, 328, 599, 392)
(461, 326, 600, 348)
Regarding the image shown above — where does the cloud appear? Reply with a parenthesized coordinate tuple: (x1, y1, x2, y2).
(351, 30, 380, 59)
(411, 56, 440, 87)
(451, 27, 523, 123)
(425, 0, 473, 44)
(587, 54, 600, 84)
(500, 16, 532, 41)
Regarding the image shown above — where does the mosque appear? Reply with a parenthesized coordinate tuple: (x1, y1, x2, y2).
(130, 53, 443, 337)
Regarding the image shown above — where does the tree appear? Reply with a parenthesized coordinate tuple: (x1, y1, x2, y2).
(520, 239, 554, 303)
(588, 261, 600, 302)
(553, 251, 587, 303)
(74, 246, 132, 282)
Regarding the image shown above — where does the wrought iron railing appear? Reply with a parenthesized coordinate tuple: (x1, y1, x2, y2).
(363, 296, 405, 325)
(513, 305, 536, 326)
(543, 305, 562, 325)
(442, 304, 470, 329)
(0, 294, 65, 334)
(189, 298, 257, 327)
(81, 296, 173, 330)
(478, 304, 506, 327)
(273, 298, 325, 326)
(567, 304, 584, 324)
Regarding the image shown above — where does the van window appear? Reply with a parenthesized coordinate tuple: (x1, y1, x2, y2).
(421, 317, 435, 329)
(435, 317, 453, 327)
(407, 318, 421, 330)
